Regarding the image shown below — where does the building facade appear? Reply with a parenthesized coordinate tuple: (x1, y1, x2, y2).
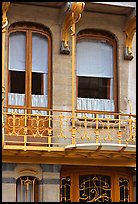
(2, 2, 136, 202)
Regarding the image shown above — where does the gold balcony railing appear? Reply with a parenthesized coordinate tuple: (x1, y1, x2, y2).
(2, 106, 136, 153)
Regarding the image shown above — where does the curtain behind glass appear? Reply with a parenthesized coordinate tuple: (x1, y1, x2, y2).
(77, 97, 114, 118)
(76, 39, 113, 78)
(32, 33, 48, 112)
(32, 33, 48, 74)
(76, 38, 114, 112)
(9, 32, 26, 71)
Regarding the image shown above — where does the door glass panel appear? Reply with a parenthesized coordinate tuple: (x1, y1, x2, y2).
(60, 176, 71, 202)
(119, 177, 130, 202)
(79, 175, 111, 202)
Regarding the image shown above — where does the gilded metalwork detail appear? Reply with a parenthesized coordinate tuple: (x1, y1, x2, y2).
(60, 176, 71, 202)
(2, 2, 10, 30)
(3, 106, 136, 152)
(124, 16, 136, 60)
(119, 177, 130, 202)
(61, 2, 85, 50)
(79, 175, 111, 202)
(17, 176, 38, 202)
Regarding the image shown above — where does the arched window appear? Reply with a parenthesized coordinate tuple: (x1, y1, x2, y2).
(76, 30, 118, 117)
(16, 176, 39, 202)
(7, 22, 52, 113)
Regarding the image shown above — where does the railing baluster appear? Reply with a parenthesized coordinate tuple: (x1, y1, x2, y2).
(118, 114, 122, 144)
(128, 115, 132, 141)
(71, 115, 76, 145)
(36, 114, 40, 136)
(48, 110, 52, 147)
(95, 114, 99, 143)
(24, 109, 27, 151)
(2, 107, 136, 150)
(12, 112, 16, 135)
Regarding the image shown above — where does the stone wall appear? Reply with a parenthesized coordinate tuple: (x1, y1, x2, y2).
(2, 163, 61, 202)
(6, 2, 136, 114)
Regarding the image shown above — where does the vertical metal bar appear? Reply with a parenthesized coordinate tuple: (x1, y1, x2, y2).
(71, 13, 76, 145)
(95, 114, 99, 143)
(13, 112, 16, 134)
(128, 116, 132, 140)
(48, 110, 52, 147)
(24, 109, 27, 150)
(32, 178, 36, 202)
(21, 178, 23, 202)
(2, 24, 6, 147)
(118, 114, 122, 144)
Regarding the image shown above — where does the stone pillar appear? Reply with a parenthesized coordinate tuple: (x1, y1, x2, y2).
(133, 170, 136, 202)
(41, 164, 61, 202)
(2, 163, 17, 202)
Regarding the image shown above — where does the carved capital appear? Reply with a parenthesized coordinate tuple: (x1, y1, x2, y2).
(124, 16, 136, 60)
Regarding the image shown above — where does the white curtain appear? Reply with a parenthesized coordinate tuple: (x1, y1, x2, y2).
(8, 93, 48, 115)
(8, 93, 25, 113)
(9, 32, 26, 71)
(77, 97, 114, 118)
(32, 95, 48, 114)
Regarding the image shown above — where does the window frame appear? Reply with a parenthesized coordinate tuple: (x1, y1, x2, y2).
(6, 23, 52, 109)
(76, 31, 118, 113)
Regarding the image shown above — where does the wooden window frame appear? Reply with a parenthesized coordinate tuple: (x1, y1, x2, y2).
(6, 22, 52, 109)
(76, 31, 118, 113)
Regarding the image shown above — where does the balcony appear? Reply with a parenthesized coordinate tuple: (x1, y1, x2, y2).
(2, 106, 136, 166)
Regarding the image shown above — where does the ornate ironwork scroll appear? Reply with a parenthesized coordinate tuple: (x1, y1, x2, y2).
(60, 176, 71, 202)
(119, 177, 130, 202)
(79, 175, 111, 202)
(16, 176, 38, 202)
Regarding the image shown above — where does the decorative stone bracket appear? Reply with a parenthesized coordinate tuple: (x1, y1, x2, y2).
(124, 16, 136, 60)
(60, 2, 85, 54)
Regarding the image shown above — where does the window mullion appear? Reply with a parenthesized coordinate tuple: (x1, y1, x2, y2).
(25, 31, 32, 110)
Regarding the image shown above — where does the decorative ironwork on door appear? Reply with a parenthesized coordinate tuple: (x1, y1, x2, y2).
(119, 177, 130, 202)
(60, 172, 132, 202)
(60, 176, 71, 202)
(79, 175, 111, 202)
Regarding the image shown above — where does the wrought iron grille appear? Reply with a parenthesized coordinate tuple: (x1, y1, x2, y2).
(79, 175, 111, 202)
(119, 177, 130, 202)
(3, 106, 136, 150)
(16, 176, 38, 202)
(60, 176, 71, 202)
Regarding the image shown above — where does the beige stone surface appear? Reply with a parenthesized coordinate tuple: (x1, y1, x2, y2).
(2, 184, 16, 202)
(43, 184, 60, 202)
